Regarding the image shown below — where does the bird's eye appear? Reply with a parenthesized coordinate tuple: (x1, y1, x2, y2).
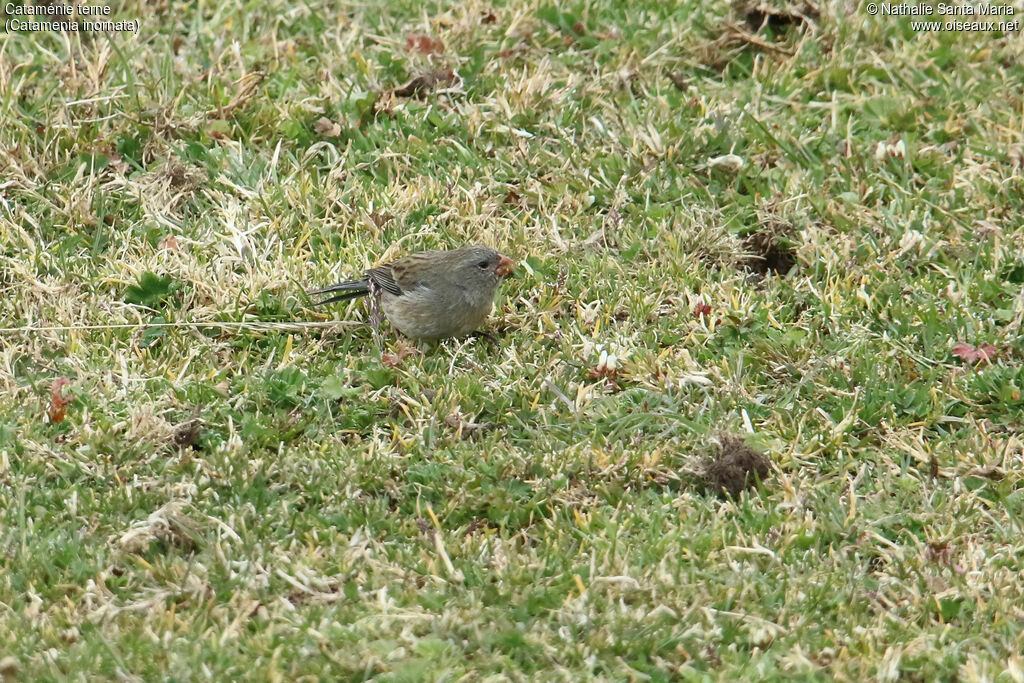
(477, 260, 490, 269)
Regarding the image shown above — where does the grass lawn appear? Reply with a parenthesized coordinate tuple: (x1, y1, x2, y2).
(2, 0, 1024, 679)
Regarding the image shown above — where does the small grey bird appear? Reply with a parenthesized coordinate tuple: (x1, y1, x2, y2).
(311, 245, 516, 340)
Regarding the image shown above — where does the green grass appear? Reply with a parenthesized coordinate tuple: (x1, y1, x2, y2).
(2, 0, 1024, 678)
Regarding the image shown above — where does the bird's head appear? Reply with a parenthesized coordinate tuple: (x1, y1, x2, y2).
(453, 245, 516, 284)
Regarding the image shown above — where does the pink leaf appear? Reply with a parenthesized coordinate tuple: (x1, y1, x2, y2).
(952, 342, 998, 364)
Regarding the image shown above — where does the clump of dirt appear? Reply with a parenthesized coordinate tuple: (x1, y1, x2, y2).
(388, 68, 455, 98)
(144, 159, 207, 212)
(372, 68, 458, 117)
(742, 205, 800, 277)
(744, 229, 797, 276)
(116, 500, 203, 554)
(702, 435, 771, 497)
(172, 419, 203, 450)
(692, 1, 818, 73)
(736, 1, 819, 32)
(161, 159, 206, 192)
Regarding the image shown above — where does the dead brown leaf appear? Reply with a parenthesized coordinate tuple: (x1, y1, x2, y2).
(1010, 145, 1024, 169)
(312, 116, 342, 137)
(216, 71, 264, 117)
(158, 235, 180, 251)
(108, 150, 130, 174)
(0, 656, 18, 683)
(47, 377, 72, 423)
(381, 340, 419, 368)
(405, 34, 445, 55)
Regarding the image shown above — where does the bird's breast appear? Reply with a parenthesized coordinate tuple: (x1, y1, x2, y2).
(381, 286, 492, 339)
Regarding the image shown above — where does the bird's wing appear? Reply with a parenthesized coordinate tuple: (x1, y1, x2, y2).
(317, 251, 441, 303)
(365, 265, 405, 296)
(383, 251, 444, 295)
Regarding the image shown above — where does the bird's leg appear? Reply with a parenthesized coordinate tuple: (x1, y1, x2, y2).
(367, 280, 385, 349)
(471, 330, 500, 346)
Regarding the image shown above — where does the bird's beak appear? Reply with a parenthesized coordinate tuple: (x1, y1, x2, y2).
(495, 255, 516, 278)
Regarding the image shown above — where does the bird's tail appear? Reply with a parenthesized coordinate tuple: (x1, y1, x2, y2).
(309, 279, 370, 305)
